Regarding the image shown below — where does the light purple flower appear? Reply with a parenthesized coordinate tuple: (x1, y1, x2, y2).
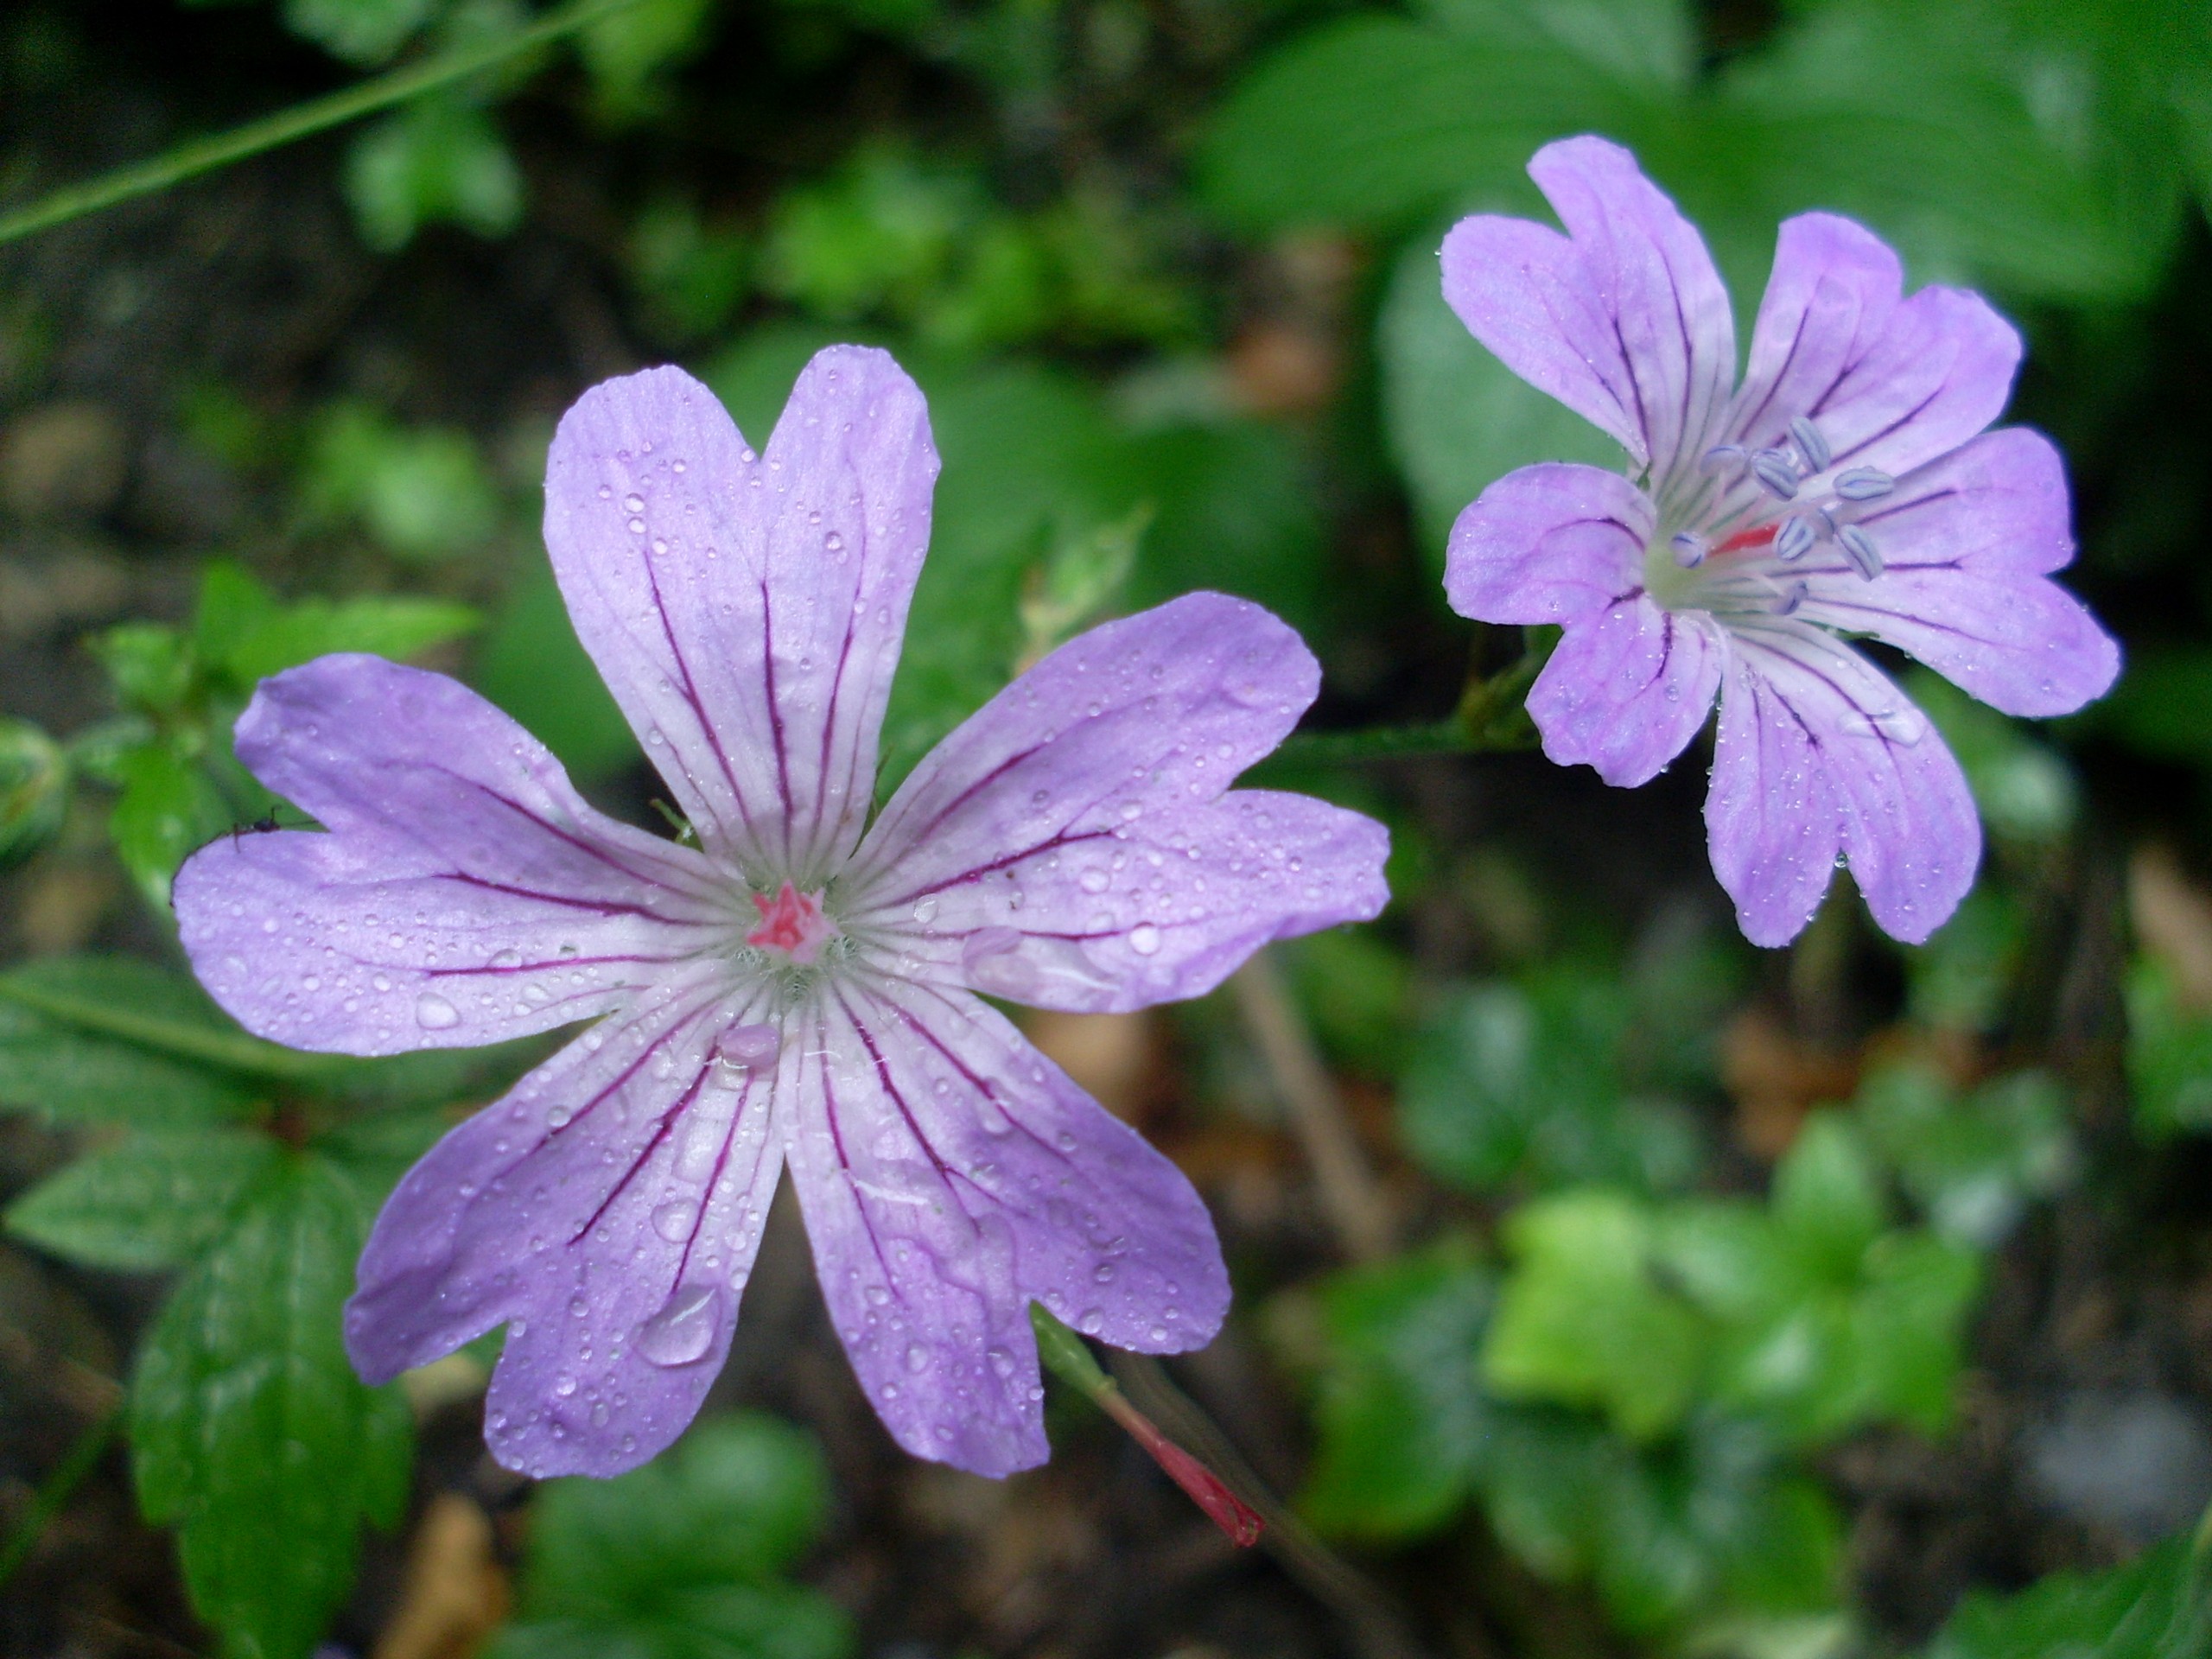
(172, 347, 1389, 1478)
(1440, 137, 2119, 947)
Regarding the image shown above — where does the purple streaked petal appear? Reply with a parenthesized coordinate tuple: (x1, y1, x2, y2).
(1791, 429, 2120, 716)
(782, 981, 1228, 1477)
(1443, 462, 1652, 626)
(1708, 626, 1979, 946)
(543, 350, 938, 880)
(1441, 136, 1736, 490)
(843, 594, 1389, 1013)
(174, 656, 729, 1058)
(1527, 595, 1726, 788)
(345, 966, 782, 1477)
(1730, 213, 1903, 458)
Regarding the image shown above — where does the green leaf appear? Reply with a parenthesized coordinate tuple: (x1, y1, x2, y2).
(131, 1154, 413, 1659)
(109, 741, 233, 907)
(1300, 1244, 1496, 1538)
(1400, 973, 1697, 1196)
(1858, 1063, 2075, 1246)
(1281, 928, 1414, 1081)
(493, 1414, 853, 1659)
(1770, 1113, 1889, 1284)
(344, 98, 524, 255)
(579, 0, 718, 120)
(473, 567, 641, 786)
(7, 1128, 283, 1270)
(1483, 1190, 1709, 1439)
(1197, 15, 1624, 235)
(1925, 1526, 2208, 1659)
(1833, 1230, 1979, 1438)
(0, 715, 70, 868)
(2126, 959, 2212, 1141)
(92, 621, 194, 717)
(301, 401, 503, 562)
(282, 0, 436, 65)
(0, 956, 336, 1087)
(1905, 885, 2027, 1034)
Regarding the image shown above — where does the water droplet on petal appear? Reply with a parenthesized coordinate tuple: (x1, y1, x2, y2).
(414, 993, 460, 1030)
(637, 1284, 720, 1366)
(652, 1199, 698, 1242)
(1128, 923, 1161, 957)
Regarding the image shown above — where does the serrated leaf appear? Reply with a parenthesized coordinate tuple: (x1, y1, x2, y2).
(1925, 1526, 2207, 1659)
(493, 1414, 852, 1659)
(0, 995, 257, 1128)
(1401, 973, 1697, 1197)
(130, 1154, 411, 1659)
(0, 956, 337, 1088)
(7, 1128, 283, 1270)
(1483, 1191, 1709, 1439)
(1301, 1245, 1496, 1538)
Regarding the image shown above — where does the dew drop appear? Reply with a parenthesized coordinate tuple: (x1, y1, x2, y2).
(652, 1199, 699, 1242)
(637, 1285, 719, 1366)
(1128, 923, 1161, 957)
(414, 993, 461, 1030)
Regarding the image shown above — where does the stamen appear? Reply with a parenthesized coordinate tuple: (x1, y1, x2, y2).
(1700, 443, 1748, 474)
(1834, 467, 1894, 501)
(1815, 505, 1840, 539)
(1773, 580, 1808, 617)
(1789, 416, 1831, 474)
(1773, 515, 1815, 563)
(1671, 532, 1707, 569)
(1837, 525, 1884, 581)
(1751, 449, 1800, 499)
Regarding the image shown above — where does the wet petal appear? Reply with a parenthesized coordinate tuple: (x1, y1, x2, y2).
(1527, 595, 1726, 787)
(1441, 135, 1736, 490)
(543, 350, 938, 880)
(844, 594, 1388, 1013)
(346, 967, 783, 1478)
(1443, 462, 1651, 627)
(1730, 213, 1904, 460)
(174, 656, 729, 1057)
(1792, 429, 2120, 717)
(781, 981, 1229, 1477)
(1707, 626, 1979, 946)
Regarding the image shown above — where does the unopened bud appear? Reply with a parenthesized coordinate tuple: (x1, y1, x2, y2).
(0, 719, 68, 868)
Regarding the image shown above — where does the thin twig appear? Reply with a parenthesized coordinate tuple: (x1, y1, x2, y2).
(0, 0, 642, 247)
(1230, 950, 1395, 1262)
(1109, 1352, 1432, 1659)
(0, 1406, 122, 1589)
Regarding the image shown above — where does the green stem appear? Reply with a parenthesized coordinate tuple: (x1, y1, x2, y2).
(1029, 1302, 1116, 1400)
(0, 976, 342, 1084)
(0, 0, 641, 247)
(1274, 635, 1548, 766)
(0, 1407, 122, 1590)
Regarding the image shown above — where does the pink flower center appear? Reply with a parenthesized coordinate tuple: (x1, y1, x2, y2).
(747, 880, 838, 965)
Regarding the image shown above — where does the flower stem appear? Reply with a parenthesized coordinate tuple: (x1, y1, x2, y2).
(0, 1406, 121, 1591)
(0, 0, 642, 247)
(1274, 632, 1549, 766)
(1028, 1304, 1262, 1547)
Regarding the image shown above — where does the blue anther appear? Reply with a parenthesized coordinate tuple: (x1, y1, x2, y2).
(1751, 449, 1801, 499)
(1671, 532, 1707, 569)
(1773, 515, 1815, 563)
(1837, 524, 1883, 581)
(1700, 443, 1748, 474)
(1834, 467, 1894, 501)
(1772, 580, 1808, 618)
(1789, 416, 1832, 474)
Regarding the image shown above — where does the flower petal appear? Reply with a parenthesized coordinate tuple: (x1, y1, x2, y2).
(844, 594, 1389, 1013)
(782, 979, 1229, 1477)
(1793, 429, 2120, 716)
(543, 349, 938, 880)
(1443, 462, 1652, 626)
(1527, 595, 1726, 787)
(1708, 626, 1980, 946)
(1731, 213, 1904, 459)
(174, 656, 729, 1058)
(346, 966, 783, 1478)
(1441, 135, 1736, 489)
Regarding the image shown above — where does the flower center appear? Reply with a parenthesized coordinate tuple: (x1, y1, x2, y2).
(1644, 413, 1897, 620)
(747, 880, 839, 965)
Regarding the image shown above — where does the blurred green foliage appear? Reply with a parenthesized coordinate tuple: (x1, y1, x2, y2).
(490, 1414, 852, 1659)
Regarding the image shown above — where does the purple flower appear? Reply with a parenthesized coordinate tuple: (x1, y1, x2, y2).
(172, 347, 1389, 1478)
(1440, 137, 2119, 947)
